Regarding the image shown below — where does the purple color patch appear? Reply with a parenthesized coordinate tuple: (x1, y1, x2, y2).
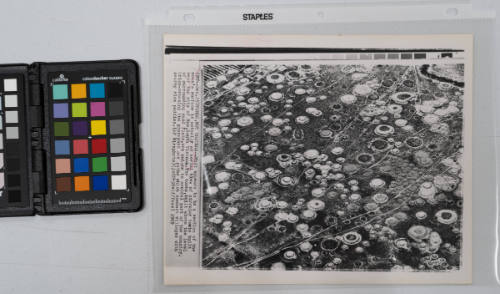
(90, 102, 106, 117)
(53, 103, 68, 118)
(72, 121, 88, 136)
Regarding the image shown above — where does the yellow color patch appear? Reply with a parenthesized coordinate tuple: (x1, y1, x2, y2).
(71, 83, 87, 99)
(91, 120, 107, 135)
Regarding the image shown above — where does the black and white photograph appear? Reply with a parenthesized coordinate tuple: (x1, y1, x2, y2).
(200, 62, 465, 272)
(163, 34, 473, 285)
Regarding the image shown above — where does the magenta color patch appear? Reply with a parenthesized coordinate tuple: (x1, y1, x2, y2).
(90, 102, 106, 117)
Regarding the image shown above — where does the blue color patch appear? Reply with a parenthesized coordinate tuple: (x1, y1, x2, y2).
(89, 83, 105, 98)
(92, 175, 108, 191)
(73, 158, 89, 173)
(55, 140, 70, 155)
(53, 103, 69, 118)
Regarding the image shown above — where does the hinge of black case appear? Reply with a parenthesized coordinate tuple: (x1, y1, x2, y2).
(28, 63, 46, 214)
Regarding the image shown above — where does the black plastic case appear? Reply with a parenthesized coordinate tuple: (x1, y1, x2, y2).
(0, 60, 142, 216)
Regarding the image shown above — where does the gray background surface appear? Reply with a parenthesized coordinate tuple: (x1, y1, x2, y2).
(1, 0, 500, 293)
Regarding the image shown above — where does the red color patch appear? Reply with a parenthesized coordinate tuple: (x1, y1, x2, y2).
(91, 138, 107, 154)
(73, 139, 88, 154)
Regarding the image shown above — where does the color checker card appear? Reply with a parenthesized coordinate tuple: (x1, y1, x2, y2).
(0, 66, 31, 214)
(0, 60, 142, 217)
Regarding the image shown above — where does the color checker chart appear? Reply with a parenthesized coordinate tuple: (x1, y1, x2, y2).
(0, 69, 30, 211)
(0, 60, 141, 217)
(50, 73, 130, 199)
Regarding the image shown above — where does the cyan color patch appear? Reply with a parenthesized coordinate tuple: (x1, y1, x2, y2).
(53, 84, 68, 100)
(89, 83, 105, 98)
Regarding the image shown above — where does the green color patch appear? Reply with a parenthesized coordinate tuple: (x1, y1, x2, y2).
(54, 122, 69, 137)
(92, 157, 108, 172)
